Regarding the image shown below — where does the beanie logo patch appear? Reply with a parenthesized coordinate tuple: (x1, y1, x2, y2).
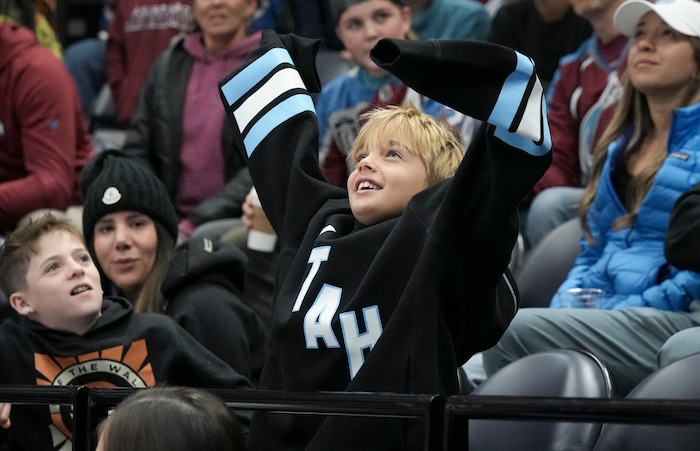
(102, 187, 122, 205)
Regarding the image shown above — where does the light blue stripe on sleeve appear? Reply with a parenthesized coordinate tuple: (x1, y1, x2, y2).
(243, 93, 315, 156)
(487, 52, 533, 132)
(494, 99, 551, 156)
(220, 48, 294, 106)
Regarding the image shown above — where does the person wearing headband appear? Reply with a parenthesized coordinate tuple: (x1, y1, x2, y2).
(482, 0, 700, 397)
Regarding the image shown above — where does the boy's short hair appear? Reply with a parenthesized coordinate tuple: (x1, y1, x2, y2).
(349, 105, 465, 185)
(330, 0, 406, 25)
(0, 214, 85, 296)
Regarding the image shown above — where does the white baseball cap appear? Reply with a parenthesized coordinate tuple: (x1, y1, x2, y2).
(614, 0, 700, 38)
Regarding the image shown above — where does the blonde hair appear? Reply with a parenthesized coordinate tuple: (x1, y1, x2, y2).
(579, 36, 700, 241)
(349, 104, 464, 185)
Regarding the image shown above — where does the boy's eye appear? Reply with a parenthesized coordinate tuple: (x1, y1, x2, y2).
(386, 150, 400, 158)
(373, 11, 391, 23)
(355, 153, 368, 163)
(46, 263, 59, 273)
(78, 254, 92, 263)
(345, 18, 362, 30)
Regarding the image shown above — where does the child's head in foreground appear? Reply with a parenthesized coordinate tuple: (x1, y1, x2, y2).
(95, 386, 246, 451)
(347, 104, 464, 226)
(0, 214, 103, 335)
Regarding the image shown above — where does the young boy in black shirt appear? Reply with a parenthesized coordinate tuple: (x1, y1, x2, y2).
(0, 215, 252, 450)
(219, 31, 552, 449)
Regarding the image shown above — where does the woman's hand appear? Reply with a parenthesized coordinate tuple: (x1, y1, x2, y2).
(0, 402, 11, 429)
(241, 191, 256, 231)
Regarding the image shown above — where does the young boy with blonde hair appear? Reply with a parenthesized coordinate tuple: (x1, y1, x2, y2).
(219, 31, 552, 449)
(0, 215, 252, 450)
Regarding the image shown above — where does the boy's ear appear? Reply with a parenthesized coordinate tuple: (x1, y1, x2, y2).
(9, 292, 35, 316)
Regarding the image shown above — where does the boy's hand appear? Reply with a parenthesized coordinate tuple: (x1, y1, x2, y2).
(0, 402, 11, 429)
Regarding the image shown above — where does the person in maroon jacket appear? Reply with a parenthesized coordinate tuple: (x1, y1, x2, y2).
(523, 0, 629, 248)
(105, 0, 194, 125)
(0, 22, 93, 235)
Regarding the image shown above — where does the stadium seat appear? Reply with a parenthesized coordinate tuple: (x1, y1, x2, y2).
(515, 218, 582, 307)
(593, 353, 700, 451)
(469, 349, 613, 451)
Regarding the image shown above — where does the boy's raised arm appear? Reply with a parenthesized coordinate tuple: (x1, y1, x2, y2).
(217, 31, 336, 243)
(371, 38, 551, 156)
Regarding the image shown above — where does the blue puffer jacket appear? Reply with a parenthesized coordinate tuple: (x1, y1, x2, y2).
(551, 102, 700, 311)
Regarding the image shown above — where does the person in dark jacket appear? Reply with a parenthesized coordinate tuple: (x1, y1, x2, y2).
(0, 214, 252, 451)
(658, 181, 700, 369)
(80, 150, 268, 387)
(121, 0, 261, 240)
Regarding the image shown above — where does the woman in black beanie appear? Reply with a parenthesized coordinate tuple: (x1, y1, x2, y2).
(80, 150, 268, 387)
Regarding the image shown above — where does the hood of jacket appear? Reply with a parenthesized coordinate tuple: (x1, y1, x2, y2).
(161, 238, 248, 299)
(23, 296, 133, 340)
(0, 22, 37, 69)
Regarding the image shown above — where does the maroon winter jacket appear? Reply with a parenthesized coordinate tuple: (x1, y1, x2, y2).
(0, 22, 93, 233)
(106, 0, 193, 125)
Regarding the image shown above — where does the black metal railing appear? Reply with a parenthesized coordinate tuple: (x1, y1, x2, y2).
(3, 386, 700, 450)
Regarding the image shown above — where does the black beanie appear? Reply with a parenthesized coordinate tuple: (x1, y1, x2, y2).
(80, 150, 178, 247)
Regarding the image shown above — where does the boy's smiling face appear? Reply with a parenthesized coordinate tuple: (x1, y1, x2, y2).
(347, 138, 429, 226)
(11, 231, 103, 335)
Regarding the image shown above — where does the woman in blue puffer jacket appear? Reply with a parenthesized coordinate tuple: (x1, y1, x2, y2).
(551, 95, 700, 310)
(480, 0, 700, 397)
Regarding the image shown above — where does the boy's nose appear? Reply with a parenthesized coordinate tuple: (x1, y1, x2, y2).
(364, 22, 379, 39)
(69, 261, 85, 278)
(358, 160, 375, 172)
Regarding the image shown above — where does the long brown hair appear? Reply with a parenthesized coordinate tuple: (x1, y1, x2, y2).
(579, 37, 700, 242)
(130, 222, 174, 313)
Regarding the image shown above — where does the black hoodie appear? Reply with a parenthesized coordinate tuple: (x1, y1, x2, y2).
(218, 32, 551, 450)
(161, 238, 268, 386)
(0, 297, 252, 450)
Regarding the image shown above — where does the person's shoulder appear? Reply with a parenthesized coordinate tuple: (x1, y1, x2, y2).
(321, 67, 361, 92)
(550, 35, 595, 81)
(153, 37, 186, 68)
(127, 310, 182, 336)
(316, 67, 363, 114)
(494, 0, 532, 17)
(166, 283, 250, 324)
(0, 317, 25, 340)
(1, 27, 64, 74)
(560, 35, 596, 64)
(434, 0, 488, 16)
(162, 239, 247, 297)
